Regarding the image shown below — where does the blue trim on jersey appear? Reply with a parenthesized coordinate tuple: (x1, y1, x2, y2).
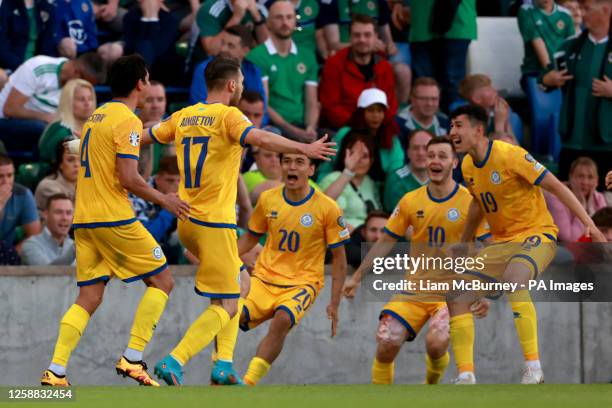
(427, 182, 459, 203)
(73, 217, 137, 229)
(533, 169, 549, 186)
(123, 262, 168, 283)
(509, 254, 538, 276)
(240, 125, 255, 147)
(383, 227, 403, 240)
(240, 264, 247, 271)
(476, 232, 492, 242)
(116, 153, 139, 161)
(473, 140, 493, 168)
(543, 233, 557, 242)
(149, 127, 162, 144)
(194, 287, 241, 299)
(327, 238, 350, 249)
(240, 304, 251, 332)
(77, 275, 110, 287)
(282, 186, 315, 206)
(247, 228, 265, 236)
(188, 217, 238, 229)
(380, 309, 417, 341)
(275, 305, 296, 328)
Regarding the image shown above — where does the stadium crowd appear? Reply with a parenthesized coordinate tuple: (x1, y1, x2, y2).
(0, 0, 611, 266)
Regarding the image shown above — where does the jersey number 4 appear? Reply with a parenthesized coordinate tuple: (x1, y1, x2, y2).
(182, 136, 211, 188)
(80, 129, 92, 178)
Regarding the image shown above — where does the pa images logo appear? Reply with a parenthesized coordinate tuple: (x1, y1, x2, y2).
(129, 131, 140, 147)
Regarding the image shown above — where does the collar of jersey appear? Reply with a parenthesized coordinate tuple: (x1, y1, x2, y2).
(283, 186, 315, 206)
(426, 182, 459, 203)
(473, 140, 493, 169)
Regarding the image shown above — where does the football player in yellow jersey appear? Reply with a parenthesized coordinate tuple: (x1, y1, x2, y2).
(142, 57, 337, 385)
(41, 55, 190, 387)
(226, 152, 349, 386)
(343, 136, 489, 385)
(449, 105, 606, 384)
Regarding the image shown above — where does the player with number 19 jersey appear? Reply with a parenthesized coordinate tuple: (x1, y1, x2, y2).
(150, 102, 255, 297)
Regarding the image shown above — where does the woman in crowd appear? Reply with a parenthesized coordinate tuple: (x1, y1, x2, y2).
(320, 130, 382, 232)
(38, 79, 96, 163)
(35, 140, 79, 213)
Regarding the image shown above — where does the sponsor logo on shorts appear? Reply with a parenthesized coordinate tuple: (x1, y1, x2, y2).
(301, 213, 313, 227)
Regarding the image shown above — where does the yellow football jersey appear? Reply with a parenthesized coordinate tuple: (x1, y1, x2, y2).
(461, 140, 558, 242)
(248, 186, 350, 290)
(150, 102, 254, 225)
(73, 101, 142, 226)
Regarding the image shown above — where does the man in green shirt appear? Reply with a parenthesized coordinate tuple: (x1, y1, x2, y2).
(246, 0, 319, 142)
(518, 0, 575, 85)
(541, 0, 612, 186)
(265, 0, 321, 55)
(383, 129, 431, 213)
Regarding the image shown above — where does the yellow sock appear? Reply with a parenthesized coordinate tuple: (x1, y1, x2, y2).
(127, 287, 169, 352)
(244, 357, 271, 385)
(425, 352, 450, 384)
(509, 292, 539, 361)
(371, 358, 394, 384)
(450, 313, 474, 373)
(51, 304, 90, 367)
(215, 298, 244, 362)
(170, 304, 230, 366)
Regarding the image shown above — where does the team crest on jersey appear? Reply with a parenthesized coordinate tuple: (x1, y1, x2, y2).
(304, 6, 312, 16)
(556, 20, 565, 30)
(301, 213, 314, 227)
(367, 1, 375, 10)
(416, 210, 425, 218)
(524, 153, 535, 163)
(296, 63, 307, 74)
(491, 171, 501, 184)
(447, 208, 460, 222)
(129, 131, 140, 147)
(82, 2, 89, 12)
(337, 216, 346, 228)
(153, 247, 163, 260)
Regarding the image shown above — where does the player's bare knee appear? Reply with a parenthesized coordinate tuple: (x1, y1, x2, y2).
(376, 314, 407, 349)
(76, 284, 105, 314)
(270, 310, 292, 336)
(425, 334, 449, 359)
(145, 269, 174, 294)
(239, 270, 250, 298)
(220, 298, 238, 318)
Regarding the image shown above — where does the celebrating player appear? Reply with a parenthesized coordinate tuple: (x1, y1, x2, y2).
(343, 136, 489, 385)
(448, 105, 606, 384)
(143, 57, 337, 386)
(41, 55, 190, 387)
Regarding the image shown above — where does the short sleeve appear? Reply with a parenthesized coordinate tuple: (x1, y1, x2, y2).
(509, 146, 549, 185)
(248, 193, 268, 235)
(19, 188, 40, 226)
(150, 112, 179, 145)
(224, 107, 255, 146)
(114, 116, 143, 160)
(11, 60, 39, 97)
(384, 197, 411, 239)
(324, 201, 350, 248)
(197, 2, 223, 37)
(305, 52, 319, 86)
(517, 7, 538, 42)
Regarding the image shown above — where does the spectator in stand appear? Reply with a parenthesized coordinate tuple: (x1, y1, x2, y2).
(0, 0, 56, 71)
(92, 0, 131, 35)
(265, 0, 323, 56)
(0, 154, 41, 252)
(55, 0, 99, 59)
(541, 0, 611, 185)
(459, 74, 516, 139)
(545, 157, 611, 242)
(38, 79, 96, 163)
(396, 77, 448, 151)
(345, 210, 388, 269)
(409, 0, 477, 111)
(517, 0, 575, 88)
(387, 0, 413, 105)
(21, 194, 75, 265)
(591, 207, 612, 241)
(247, 0, 319, 141)
(320, 131, 382, 231)
(197, 0, 267, 58)
(383, 129, 432, 213)
(35, 141, 79, 212)
(317, 88, 404, 182)
(190, 25, 266, 122)
(557, 0, 583, 35)
(0, 53, 105, 154)
(320, 14, 398, 130)
(243, 147, 282, 201)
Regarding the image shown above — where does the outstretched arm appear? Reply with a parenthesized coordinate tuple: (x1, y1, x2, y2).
(244, 129, 336, 161)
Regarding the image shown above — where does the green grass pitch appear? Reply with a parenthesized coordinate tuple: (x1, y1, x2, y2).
(2, 385, 611, 408)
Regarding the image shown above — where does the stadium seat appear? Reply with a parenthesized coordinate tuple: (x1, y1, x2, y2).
(525, 76, 562, 162)
(16, 162, 50, 191)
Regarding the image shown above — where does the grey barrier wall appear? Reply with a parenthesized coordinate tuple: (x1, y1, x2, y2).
(0, 266, 610, 385)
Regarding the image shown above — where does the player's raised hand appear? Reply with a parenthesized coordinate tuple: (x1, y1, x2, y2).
(303, 135, 336, 161)
(326, 303, 339, 338)
(161, 193, 190, 221)
(470, 298, 490, 319)
(342, 276, 360, 299)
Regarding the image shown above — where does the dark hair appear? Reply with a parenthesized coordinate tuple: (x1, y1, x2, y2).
(76, 52, 107, 85)
(334, 130, 384, 181)
(205, 57, 241, 91)
(350, 14, 377, 32)
(225, 25, 256, 50)
(365, 210, 389, 226)
(407, 129, 434, 149)
(241, 90, 265, 104)
(50, 138, 73, 178)
(108, 54, 149, 98)
(279, 151, 314, 166)
(156, 156, 179, 175)
(348, 105, 398, 150)
(46, 193, 72, 210)
(450, 104, 488, 129)
(592, 207, 612, 229)
(0, 154, 13, 166)
(427, 135, 457, 156)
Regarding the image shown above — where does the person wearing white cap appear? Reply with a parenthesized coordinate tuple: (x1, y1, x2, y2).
(316, 88, 405, 183)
